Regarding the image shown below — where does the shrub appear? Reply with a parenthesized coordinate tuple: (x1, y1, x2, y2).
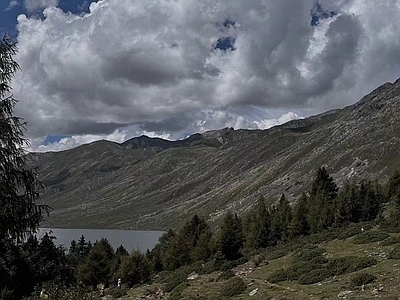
(161, 266, 195, 292)
(262, 241, 305, 261)
(381, 236, 400, 246)
(353, 231, 389, 244)
(293, 246, 326, 263)
(219, 276, 246, 298)
(287, 261, 321, 280)
(338, 226, 365, 240)
(388, 245, 400, 259)
(251, 255, 265, 267)
(29, 283, 95, 300)
(106, 287, 128, 298)
(327, 257, 377, 275)
(200, 259, 219, 275)
(277, 245, 328, 281)
(169, 282, 189, 300)
(263, 248, 289, 261)
(267, 268, 288, 283)
(304, 229, 338, 244)
(350, 273, 376, 287)
(216, 270, 234, 281)
(298, 268, 330, 284)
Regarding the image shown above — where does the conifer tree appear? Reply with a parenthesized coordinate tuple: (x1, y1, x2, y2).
(307, 167, 338, 232)
(118, 250, 151, 287)
(270, 194, 292, 242)
(0, 34, 48, 240)
(218, 211, 243, 261)
(77, 238, 115, 287)
(386, 170, 400, 205)
(288, 192, 309, 238)
(244, 196, 271, 251)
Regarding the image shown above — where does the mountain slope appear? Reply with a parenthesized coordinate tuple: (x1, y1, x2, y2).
(29, 79, 400, 230)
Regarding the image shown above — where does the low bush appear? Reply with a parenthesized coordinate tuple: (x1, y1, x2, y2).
(285, 245, 327, 280)
(251, 254, 265, 267)
(380, 236, 400, 246)
(160, 266, 195, 292)
(200, 259, 219, 275)
(327, 256, 377, 275)
(304, 229, 338, 244)
(287, 261, 319, 280)
(350, 273, 376, 287)
(298, 268, 330, 284)
(219, 276, 246, 298)
(29, 283, 95, 300)
(220, 257, 247, 271)
(263, 241, 305, 261)
(293, 245, 326, 263)
(338, 226, 364, 240)
(216, 270, 234, 281)
(106, 287, 128, 298)
(388, 245, 400, 259)
(267, 268, 288, 283)
(169, 282, 189, 300)
(263, 248, 289, 261)
(353, 231, 389, 244)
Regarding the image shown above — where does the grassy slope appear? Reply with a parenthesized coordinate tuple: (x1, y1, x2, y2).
(121, 227, 400, 300)
(31, 79, 400, 230)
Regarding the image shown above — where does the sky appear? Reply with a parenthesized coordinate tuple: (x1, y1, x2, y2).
(1, 0, 400, 152)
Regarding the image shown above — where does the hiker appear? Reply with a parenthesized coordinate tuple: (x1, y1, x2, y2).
(117, 278, 121, 289)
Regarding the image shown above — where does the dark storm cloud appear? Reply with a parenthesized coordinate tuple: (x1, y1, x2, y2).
(9, 0, 400, 151)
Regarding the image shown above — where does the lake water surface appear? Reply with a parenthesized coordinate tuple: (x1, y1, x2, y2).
(37, 228, 165, 253)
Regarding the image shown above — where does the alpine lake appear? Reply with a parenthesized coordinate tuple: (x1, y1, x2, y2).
(36, 228, 165, 253)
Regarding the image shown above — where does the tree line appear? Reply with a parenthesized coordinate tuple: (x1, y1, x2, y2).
(3, 167, 400, 299)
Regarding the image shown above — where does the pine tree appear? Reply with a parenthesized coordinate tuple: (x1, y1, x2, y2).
(288, 192, 309, 238)
(386, 170, 400, 205)
(0, 34, 49, 240)
(118, 250, 152, 287)
(244, 196, 272, 252)
(307, 167, 338, 232)
(271, 194, 292, 241)
(334, 181, 356, 225)
(218, 211, 243, 261)
(77, 238, 115, 287)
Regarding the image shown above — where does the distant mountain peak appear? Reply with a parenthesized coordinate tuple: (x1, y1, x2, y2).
(31, 79, 400, 230)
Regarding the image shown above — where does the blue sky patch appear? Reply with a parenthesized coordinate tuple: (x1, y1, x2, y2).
(310, 2, 337, 26)
(215, 36, 236, 51)
(0, 0, 94, 38)
(44, 134, 71, 145)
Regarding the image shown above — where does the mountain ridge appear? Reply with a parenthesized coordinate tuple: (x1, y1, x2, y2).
(29, 79, 400, 230)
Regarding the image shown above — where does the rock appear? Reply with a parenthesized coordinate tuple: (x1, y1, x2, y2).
(249, 288, 258, 296)
(187, 272, 199, 280)
(338, 290, 353, 298)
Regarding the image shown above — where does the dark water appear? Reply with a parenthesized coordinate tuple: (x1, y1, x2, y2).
(37, 228, 165, 253)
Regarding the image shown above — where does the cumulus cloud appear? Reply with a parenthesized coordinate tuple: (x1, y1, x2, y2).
(23, 0, 58, 14)
(254, 112, 303, 130)
(5, 1, 19, 11)
(11, 0, 400, 151)
(27, 129, 131, 152)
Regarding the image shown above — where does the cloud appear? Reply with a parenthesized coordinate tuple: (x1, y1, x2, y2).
(27, 129, 131, 152)
(23, 0, 58, 14)
(5, 1, 19, 11)
(11, 0, 400, 151)
(254, 112, 303, 130)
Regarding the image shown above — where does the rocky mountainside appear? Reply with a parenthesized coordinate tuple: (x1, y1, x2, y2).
(29, 79, 400, 230)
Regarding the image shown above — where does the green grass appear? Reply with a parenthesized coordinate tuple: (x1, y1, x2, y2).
(119, 226, 400, 300)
